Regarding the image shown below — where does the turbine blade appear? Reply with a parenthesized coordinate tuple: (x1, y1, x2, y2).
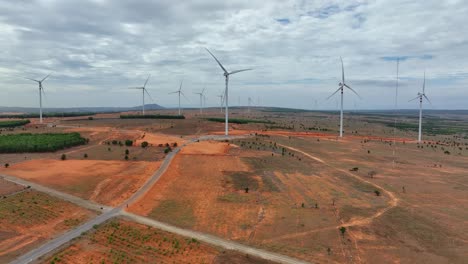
(179, 80, 183, 92)
(229, 68, 252, 75)
(144, 88, 154, 101)
(340, 57, 344, 83)
(326, 87, 342, 101)
(408, 95, 420, 102)
(205, 48, 228, 74)
(423, 94, 432, 105)
(169, 91, 179, 94)
(423, 71, 426, 94)
(181, 91, 190, 102)
(41, 73, 51, 82)
(128, 87, 143, 89)
(25, 77, 40, 82)
(143, 74, 151, 88)
(344, 84, 361, 99)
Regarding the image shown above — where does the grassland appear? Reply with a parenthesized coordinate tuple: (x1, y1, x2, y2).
(0, 120, 30, 128)
(0, 132, 86, 153)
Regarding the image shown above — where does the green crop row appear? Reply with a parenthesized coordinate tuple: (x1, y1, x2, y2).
(0, 119, 30, 128)
(0, 132, 87, 153)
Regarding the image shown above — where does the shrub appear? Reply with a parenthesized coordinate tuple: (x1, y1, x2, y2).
(4, 163, 9, 168)
(374, 190, 381, 196)
(61, 154, 66, 160)
(350, 167, 359, 172)
(125, 155, 129, 160)
(125, 140, 133, 146)
(88, 116, 94, 120)
(339, 226, 346, 236)
(164, 147, 172, 153)
(125, 149, 129, 155)
(84, 153, 88, 158)
(141, 141, 149, 148)
(0, 120, 30, 128)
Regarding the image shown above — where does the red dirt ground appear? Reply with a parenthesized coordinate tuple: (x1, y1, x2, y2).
(0, 190, 95, 263)
(0, 159, 160, 206)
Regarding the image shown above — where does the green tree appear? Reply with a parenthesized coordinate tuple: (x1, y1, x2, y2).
(141, 141, 149, 148)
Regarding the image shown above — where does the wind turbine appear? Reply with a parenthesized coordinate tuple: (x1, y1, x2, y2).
(25, 74, 51, 124)
(205, 48, 252, 136)
(409, 71, 431, 142)
(216, 93, 224, 113)
(326, 57, 360, 137)
(128, 75, 152, 115)
(169, 80, 186, 115)
(194, 87, 206, 114)
(248, 97, 253, 112)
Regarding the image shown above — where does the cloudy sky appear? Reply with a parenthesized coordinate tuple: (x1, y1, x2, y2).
(0, 0, 467, 110)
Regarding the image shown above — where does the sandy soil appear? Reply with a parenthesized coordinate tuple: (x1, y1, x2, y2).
(134, 132, 186, 147)
(0, 159, 161, 206)
(0, 190, 95, 263)
(0, 179, 25, 196)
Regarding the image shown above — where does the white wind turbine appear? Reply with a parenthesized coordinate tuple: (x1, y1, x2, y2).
(216, 93, 224, 113)
(326, 57, 360, 137)
(25, 74, 51, 124)
(205, 48, 252, 136)
(169, 80, 186, 115)
(409, 71, 431, 142)
(194, 87, 206, 114)
(128, 75, 153, 115)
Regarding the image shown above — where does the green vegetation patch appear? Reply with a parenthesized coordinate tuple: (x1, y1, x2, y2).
(120, 114, 185, 119)
(0, 132, 86, 153)
(205, 117, 273, 124)
(149, 200, 195, 228)
(0, 119, 30, 128)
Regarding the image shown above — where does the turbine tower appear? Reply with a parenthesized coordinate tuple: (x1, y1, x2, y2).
(409, 71, 431, 142)
(326, 57, 360, 137)
(128, 75, 152, 115)
(205, 48, 252, 136)
(169, 80, 186, 115)
(25, 74, 50, 124)
(194, 87, 206, 114)
(216, 93, 224, 113)
(248, 97, 252, 112)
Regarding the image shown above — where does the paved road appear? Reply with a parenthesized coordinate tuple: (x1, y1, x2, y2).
(8, 134, 310, 264)
(0, 174, 111, 212)
(122, 211, 310, 264)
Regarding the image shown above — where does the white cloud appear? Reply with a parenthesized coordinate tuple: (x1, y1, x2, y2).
(0, 0, 467, 109)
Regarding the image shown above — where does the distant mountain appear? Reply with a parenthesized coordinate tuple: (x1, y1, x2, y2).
(0, 104, 164, 114)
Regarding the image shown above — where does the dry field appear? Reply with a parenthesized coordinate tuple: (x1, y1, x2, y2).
(0, 159, 160, 206)
(128, 139, 395, 263)
(0, 187, 95, 263)
(41, 218, 274, 264)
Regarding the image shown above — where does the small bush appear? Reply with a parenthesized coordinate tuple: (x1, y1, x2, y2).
(125, 140, 133, 146)
(83, 153, 88, 158)
(4, 163, 9, 168)
(125, 155, 129, 160)
(125, 149, 129, 155)
(374, 190, 381, 196)
(61, 154, 66, 160)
